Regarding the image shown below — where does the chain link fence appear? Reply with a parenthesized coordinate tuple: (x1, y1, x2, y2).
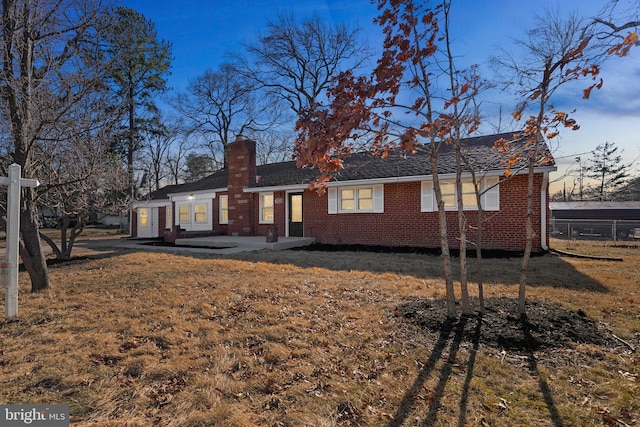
(550, 219, 640, 242)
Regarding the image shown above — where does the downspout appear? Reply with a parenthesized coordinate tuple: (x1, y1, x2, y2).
(540, 171, 549, 251)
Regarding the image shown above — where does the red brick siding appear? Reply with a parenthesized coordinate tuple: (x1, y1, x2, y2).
(303, 174, 547, 251)
(131, 209, 138, 237)
(158, 206, 167, 236)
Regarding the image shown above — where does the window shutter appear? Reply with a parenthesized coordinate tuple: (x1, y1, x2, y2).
(481, 176, 500, 211)
(421, 181, 435, 212)
(372, 185, 384, 213)
(328, 188, 338, 214)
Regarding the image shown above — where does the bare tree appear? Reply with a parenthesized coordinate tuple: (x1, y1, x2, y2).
(36, 95, 128, 260)
(0, 0, 111, 291)
(235, 12, 371, 116)
(165, 133, 197, 186)
(138, 115, 184, 193)
(252, 130, 294, 165)
(173, 64, 275, 170)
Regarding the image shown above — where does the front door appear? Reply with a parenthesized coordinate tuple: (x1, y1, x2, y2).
(137, 207, 152, 238)
(288, 193, 303, 237)
(137, 207, 159, 238)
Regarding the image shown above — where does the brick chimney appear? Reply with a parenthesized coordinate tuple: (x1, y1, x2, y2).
(227, 136, 256, 236)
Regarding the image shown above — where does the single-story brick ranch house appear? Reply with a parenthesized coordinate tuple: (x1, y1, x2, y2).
(131, 132, 556, 252)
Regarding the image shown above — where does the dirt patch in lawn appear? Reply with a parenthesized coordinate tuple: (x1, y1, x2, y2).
(396, 296, 631, 353)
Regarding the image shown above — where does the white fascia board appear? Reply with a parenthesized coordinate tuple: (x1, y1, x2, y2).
(240, 166, 557, 192)
(132, 200, 171, 209)
(511, 166, 558, 175)
(243, 184, 309, 193)
(168, 188, 225, 201)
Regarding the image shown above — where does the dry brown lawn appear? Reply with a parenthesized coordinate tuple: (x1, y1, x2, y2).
(0, 237, 638, 426)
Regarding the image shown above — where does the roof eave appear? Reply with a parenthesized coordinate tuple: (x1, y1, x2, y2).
(243, 166, 557, 192)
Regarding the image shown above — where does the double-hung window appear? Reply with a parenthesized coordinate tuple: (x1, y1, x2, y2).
(178, 205, 191, 223)
(260, 193, 274, 223)
(165, 206, 172, 229)
(219, 195, 229, 224)
(194, 204, 207, 223)
(328, 185, 384, 214)
(421, 177, 500, 212)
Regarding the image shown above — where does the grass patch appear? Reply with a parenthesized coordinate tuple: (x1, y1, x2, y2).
(0, 239, 638, 426)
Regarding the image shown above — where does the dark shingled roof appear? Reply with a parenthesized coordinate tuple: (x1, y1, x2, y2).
(143, 131, 554, 200)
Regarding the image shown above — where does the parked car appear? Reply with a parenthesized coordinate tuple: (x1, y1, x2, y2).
(630, 228, 640, 239)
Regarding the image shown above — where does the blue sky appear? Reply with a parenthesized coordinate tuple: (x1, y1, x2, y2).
(124, 0, 639, 193)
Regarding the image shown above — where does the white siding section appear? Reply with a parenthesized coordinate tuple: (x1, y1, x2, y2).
(171, 192, 215, 231)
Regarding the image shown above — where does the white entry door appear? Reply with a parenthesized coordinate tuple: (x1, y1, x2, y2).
(137, 207, 159, 238)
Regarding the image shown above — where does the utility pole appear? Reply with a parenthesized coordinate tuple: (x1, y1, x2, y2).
(575, 157, 584, 200)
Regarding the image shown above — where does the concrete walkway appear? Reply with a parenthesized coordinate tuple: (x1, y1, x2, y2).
(72, 235, 315, 255)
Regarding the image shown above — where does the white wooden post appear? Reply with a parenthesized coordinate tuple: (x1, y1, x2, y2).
(1, 164, 39, 319)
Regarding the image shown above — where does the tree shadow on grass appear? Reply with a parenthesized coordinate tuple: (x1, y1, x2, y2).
(457, 316, 481, 427)
(386, 317, 459, 427)
(58, 240, 611, 294)
(521, 316, 564, 427)
(386, 315, 481, 427)
(228, 249, 610, 293)
(389, 296, 627, 426)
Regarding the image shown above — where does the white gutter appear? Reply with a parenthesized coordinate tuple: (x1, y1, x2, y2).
(541, 171, 549, 251)
(167, 187, 226, 198)
(131, 199, 172, 208)
(243, 166, 558, 193)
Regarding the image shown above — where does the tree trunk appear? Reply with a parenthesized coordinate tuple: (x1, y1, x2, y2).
(20, 192, 51, 291)
(431, 152, 456, 318)
(518, 157, 536, 317)
(475, 202, 485, 315)
(455, 144, 470, 315)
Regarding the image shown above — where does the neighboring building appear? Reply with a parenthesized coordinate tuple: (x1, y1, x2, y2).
(550, 201, 640, 221)
(132, 132, 556, 252)
(550, 201, 640, 240)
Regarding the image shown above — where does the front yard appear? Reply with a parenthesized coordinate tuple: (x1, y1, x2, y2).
(0, 239, 638, 426)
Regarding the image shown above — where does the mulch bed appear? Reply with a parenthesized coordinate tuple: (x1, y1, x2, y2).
(395, 296, 636, 354)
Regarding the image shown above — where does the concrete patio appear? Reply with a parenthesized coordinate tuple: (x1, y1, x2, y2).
(174, 235, 315, 251)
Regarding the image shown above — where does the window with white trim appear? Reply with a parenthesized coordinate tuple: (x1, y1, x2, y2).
(194, 204, 207, 223)
(328, 185, 384, 214)
(219, 195, 229, 224)
(178, 204, 191, 223)
(421, 177, 500, 212)
(260, 193, 274, 223)
(440, 182, 456, 208)
(165, 206, 172, 229)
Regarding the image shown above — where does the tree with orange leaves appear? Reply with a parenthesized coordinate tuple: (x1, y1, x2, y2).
(295, 0, 484, 319)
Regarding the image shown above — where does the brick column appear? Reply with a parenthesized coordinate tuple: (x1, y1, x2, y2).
(227, 137, 256, 236)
